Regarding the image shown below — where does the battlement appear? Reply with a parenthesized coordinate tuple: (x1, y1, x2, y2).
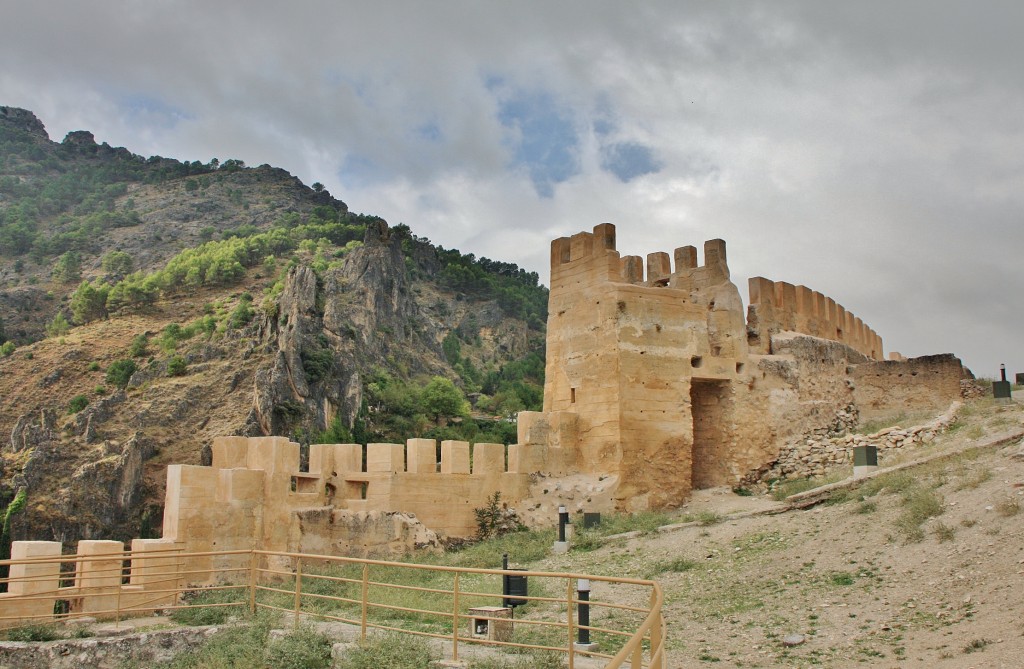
(747, 277, 883, 359)
(549, 223, 731, 293)
(209, 435, 541, 480)
(0, 539, 181, 623)
(160, 436, 542, 555)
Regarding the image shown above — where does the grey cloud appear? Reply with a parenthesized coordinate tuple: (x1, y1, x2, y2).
(1, 1, 1023, 375)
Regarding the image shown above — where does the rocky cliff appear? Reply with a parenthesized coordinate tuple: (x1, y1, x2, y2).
(0, 107, 546, 545)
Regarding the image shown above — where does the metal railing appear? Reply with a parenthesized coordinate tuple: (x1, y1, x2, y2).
(0, 548, 666, 668)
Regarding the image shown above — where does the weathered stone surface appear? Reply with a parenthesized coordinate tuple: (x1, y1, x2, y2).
(0, 626, 219, 669)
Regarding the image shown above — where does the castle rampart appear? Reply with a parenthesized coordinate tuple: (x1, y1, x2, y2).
(746, 276, 883, 359)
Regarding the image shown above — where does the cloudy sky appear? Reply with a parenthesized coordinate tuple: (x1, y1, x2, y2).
(2, 1, 1022, 377)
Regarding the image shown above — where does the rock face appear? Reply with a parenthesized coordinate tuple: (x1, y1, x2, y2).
(0, 106, 47, 138)
(0, 626, 220, 669)
(250, 221, 458, 438)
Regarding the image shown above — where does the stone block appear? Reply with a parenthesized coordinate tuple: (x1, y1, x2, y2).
(472, 443, 505, 474)
(332, 443, 363, 474)
(468, 606, 512, 642)
(440, 440, 470, 474)
(406, 438, 437, 473)
(128, 539, 180, 588)
(211, 436, 249, 469)
(76, 540, 125, 590)
(367, 443, 404, 472)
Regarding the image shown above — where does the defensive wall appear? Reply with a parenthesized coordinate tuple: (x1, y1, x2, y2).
(524, 223, 966, 512)
(1, 222, 974, 608)
(746, 277, 883, 359)
(164, 435, 552, 574)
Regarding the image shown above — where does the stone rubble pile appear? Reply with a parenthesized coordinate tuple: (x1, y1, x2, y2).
(960, 379, 986, 400)
(756, 402, 961, 483)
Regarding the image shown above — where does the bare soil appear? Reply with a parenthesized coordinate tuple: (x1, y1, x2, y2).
(539, 399, 1024, 668)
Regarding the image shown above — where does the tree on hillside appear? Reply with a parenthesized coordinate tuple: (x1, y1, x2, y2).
(421, 376, 469, 425)
(0, 313, 6, 345)
(70, 280, 110, 324)
(101, 250, 134, 278)
(45, 312, 70, 338)
(52, 250, 81, 283)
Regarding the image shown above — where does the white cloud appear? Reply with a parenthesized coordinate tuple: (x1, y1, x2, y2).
(1, 1, 1023, 376)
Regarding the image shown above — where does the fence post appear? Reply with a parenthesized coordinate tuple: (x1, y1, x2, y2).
(452, 571, 461, 662)
(293, 557, 303, 629)
(115, 554, 123, 628)
(360, 563, 369, 641)
(566, 578, 575, 669)
(649, 589, 663, 668)
(248, 552, 257, 615)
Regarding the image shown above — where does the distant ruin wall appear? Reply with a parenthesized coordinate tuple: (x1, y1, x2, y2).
(750, 402, 960, 484)
(747, 277, 883, 360)
(851, 354, 971, 421)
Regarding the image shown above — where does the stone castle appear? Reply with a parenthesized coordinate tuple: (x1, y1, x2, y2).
(2, 224, 971, 592)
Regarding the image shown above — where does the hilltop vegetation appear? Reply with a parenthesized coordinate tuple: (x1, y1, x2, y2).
(0, 107, 548, 545)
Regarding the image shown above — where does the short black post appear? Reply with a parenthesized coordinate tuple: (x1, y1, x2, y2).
(502, 552, 509, 603)
(994, 364, 1012, 399)
(558, 506, 568, 543)
(577, 578, 591, 645)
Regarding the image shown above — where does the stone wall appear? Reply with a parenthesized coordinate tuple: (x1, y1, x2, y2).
(747, 276, 883, 359)
(851, 354, 971, 421)
(752, 402, 960, 483)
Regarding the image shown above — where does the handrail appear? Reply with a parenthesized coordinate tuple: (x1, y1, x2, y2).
(0, 547, 667, 668)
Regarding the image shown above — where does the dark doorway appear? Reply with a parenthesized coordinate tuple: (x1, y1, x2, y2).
(690, 379, 731, 489)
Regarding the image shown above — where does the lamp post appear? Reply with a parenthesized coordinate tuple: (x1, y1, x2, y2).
(553, 505, 570, 554)
(574, 578, 597, 651)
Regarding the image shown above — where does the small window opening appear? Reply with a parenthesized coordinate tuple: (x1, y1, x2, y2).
(570, 388, 576, 404)
(691, 356, 703, 368)
(736, 362, 745, 374)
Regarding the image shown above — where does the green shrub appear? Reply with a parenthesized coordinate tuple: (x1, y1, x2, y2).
(264, 624, 332, 669)
(474, 492, 526, 541)
(169, 587, 246, 626)
(105, 359, 137, 389)
(67, 394, 89, 414)
(167, 355, 188, 377)
(45, 312, 70, 338)
(6, 624, 59, 642)
(128, 333, 148, 357)
(335, 632, 438, 669)
(301, 346, 334, 383)
(0, 341, 14, 357)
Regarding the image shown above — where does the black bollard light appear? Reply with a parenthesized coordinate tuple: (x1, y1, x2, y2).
(558, 505, 569, 543)
(576, 578, 591, 645)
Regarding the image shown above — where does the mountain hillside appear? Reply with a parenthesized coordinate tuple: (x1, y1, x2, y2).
(0, 107, 548, 545)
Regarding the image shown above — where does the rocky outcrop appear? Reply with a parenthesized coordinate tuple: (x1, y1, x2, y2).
(55, 432, 156, 539)
(0, 106, 48, 138)
(9, 408, 58, 453)
(251, 221, 448, 437)
(0, 626, 220, 669)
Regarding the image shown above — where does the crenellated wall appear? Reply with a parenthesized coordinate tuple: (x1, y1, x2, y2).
(528, 223, 961, 512)
(0, 538, 181, 624)
(746, 277, 883, 359)
(162, 435, 543, 570)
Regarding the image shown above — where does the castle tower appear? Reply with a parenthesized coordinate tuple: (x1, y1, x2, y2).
(543, 224, 750, 508)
